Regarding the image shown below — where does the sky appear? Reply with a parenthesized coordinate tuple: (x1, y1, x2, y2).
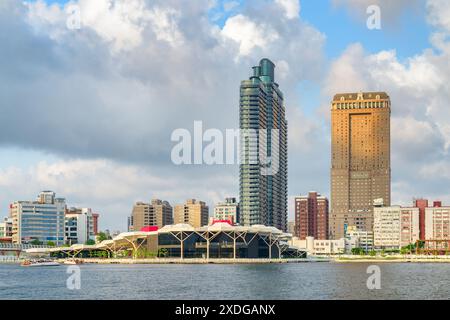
(0, 0, 450, 231)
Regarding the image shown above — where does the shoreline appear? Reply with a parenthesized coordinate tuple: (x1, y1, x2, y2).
(55, 258, 323, 265)
(4, 257, 450, 265)
(332, 254, 450, 263)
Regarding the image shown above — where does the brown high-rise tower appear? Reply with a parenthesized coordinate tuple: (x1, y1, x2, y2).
(330, 92, 391, 239)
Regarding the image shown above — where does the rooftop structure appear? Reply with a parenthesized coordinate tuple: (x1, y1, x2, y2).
(45, 223, 304, 260)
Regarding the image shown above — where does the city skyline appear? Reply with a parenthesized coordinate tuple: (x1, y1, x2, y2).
(1, 0, 450, 232)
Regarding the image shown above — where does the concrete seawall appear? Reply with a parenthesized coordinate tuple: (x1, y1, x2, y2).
(334, 256, 450, 263)
(57, 258, 319, 265)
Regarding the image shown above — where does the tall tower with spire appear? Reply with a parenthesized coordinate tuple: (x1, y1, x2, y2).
(239, 59, 288, 231)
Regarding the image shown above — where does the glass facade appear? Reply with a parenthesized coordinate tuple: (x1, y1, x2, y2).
(239, 59, 288, 231)
(158, 232, 281, 259)
(11, 192, 66, 245)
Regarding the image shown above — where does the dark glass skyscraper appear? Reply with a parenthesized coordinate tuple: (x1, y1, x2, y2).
(239, 59, 288, 231)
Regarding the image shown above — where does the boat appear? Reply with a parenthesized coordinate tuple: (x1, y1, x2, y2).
(63, 259, 83, 265)
(21, 259, 61, 267)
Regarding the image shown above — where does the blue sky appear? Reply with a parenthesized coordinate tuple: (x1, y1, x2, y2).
(302, 1, 431, 60)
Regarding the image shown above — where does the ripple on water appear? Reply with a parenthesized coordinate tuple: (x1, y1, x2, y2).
(1, 263, 449, 300)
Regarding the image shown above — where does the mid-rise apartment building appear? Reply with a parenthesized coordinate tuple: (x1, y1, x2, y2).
(294, 192, 329, 240)
(214, 198, 239, 224)
(65, 207, 96, 245)
(373, 205, 420, 249)
(130, 199, 173, 231)
(425, 206, 450, 240)
(174, 199, 209, 228)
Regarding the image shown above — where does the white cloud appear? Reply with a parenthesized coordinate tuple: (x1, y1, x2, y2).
(0, 0, 328, 228)
(275, 0, 300, 19)
(427, 0, 450, 33)
(324, 43, 369, 97)
(221, 14, 280, 56)
(0, 158, 236, 231)
(77, 0, 150, 52)
(275, 59, 289, 80)
(26, 0, 184, 52)
(147, 6, 184, 47)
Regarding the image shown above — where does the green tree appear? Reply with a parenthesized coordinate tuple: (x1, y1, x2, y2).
(417, 241, 425, 249)
(158, 248, 169, 258)
(96, 251, 107, 258)
(96, 232, 110, 242)
(369, 250, 377, 257)
(46, 241, 56, 247)
(85, 239, 96, 245)
(119, 250, 130, 258)
(135, 248, 157, 259)
(401, 243, 416, 255)
(351, 248, 364, 255)
(30, 239, 43, 246)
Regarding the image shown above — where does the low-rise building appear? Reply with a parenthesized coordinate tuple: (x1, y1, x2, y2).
(425, 206, 450, 240)
(346, 226, 373, 252)
(0, 218, 13, 240)
(290, 236, 356, 256)
(374, 205, 420, 250)
(214, 198, 239, 224)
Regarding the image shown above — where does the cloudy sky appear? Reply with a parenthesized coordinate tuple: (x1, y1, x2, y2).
(0, 0, 449, 231)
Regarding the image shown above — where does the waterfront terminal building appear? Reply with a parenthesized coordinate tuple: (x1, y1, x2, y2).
(46, 221, 304, 260)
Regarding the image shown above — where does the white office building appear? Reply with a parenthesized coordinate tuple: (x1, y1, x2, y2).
(425, 207, 450, 240)
(10, 191, 66, 245)
(65, 208, 95, 245)
(374, 206, 420, 250)
(346, 226, 374, 252)
(290, 236, 357, 256)
(0, 218, 13, 239)
(214, 198, 239, 224)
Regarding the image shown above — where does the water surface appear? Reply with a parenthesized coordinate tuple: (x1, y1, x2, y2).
(0, 263, 449, 300)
